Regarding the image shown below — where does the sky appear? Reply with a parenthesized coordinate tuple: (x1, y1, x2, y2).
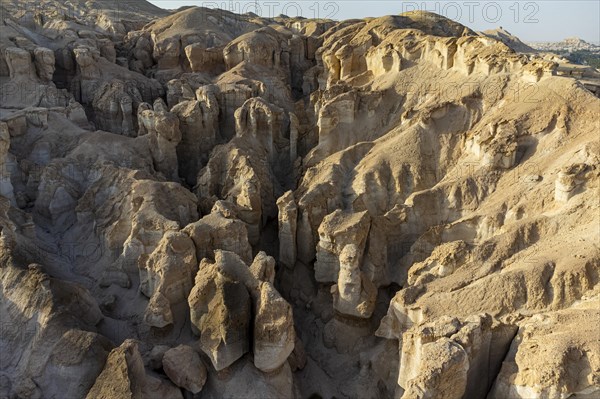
(148, 0, 600, 43)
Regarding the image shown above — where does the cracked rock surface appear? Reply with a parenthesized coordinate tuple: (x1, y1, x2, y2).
(0, 2, 598, 398)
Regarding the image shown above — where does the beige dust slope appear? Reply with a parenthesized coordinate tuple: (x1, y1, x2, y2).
(482, 27, 536, 53)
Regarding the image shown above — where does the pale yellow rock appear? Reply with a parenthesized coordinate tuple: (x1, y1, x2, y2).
(401, 338, 469, 399)
(139, 231, 197, 320)
(136, 99, 182, 179)
(85, 340, 182, 399)
(332, 244, 377, 318)
(315, 210, 370, 283)
(33, 47, 55, 82)
(555, 163, 592, 202)
(162, 345, 207, 394)
(187, 250, 295, 372)
(4, 47, 35, 80)
(398, 315, 516, 398)
(195, 135, 275, 246)
(277, 191, 298, 268)
(185, 43, 224, 74)
(249, 251, 276, 283)
(0, 261, 111, 399)
(253, 281, 295, 372)
(183, 206, 253, 264)
(143, 291, 174, 328)
(187, 255, 251, 371)
(170, 92, 219, 185)
(489, 295, 600, 399)
(1, 3, 599, 399)
(224, 27, 287, 70)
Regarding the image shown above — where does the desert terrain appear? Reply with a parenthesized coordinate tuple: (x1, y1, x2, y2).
(0, 1, 598, 398)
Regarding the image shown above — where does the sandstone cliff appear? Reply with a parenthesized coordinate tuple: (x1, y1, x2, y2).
(0, 3, 598, 399)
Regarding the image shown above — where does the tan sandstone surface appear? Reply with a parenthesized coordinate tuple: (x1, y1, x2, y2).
(0, 2, 598, 398)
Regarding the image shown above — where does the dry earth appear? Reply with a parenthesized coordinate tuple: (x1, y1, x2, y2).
(0, 2, 599, 398)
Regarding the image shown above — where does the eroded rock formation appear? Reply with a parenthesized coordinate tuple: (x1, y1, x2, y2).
(187, 250, 295, 372)
(0, 3, 598, 399)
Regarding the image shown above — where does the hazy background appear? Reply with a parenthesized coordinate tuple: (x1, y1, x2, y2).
(148, 0, 600, 43)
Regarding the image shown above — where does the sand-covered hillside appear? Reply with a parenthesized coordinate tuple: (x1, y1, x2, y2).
(0, 2, 598, 398)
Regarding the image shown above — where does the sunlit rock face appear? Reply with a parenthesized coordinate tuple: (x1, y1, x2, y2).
(0, 2, 598, 398)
